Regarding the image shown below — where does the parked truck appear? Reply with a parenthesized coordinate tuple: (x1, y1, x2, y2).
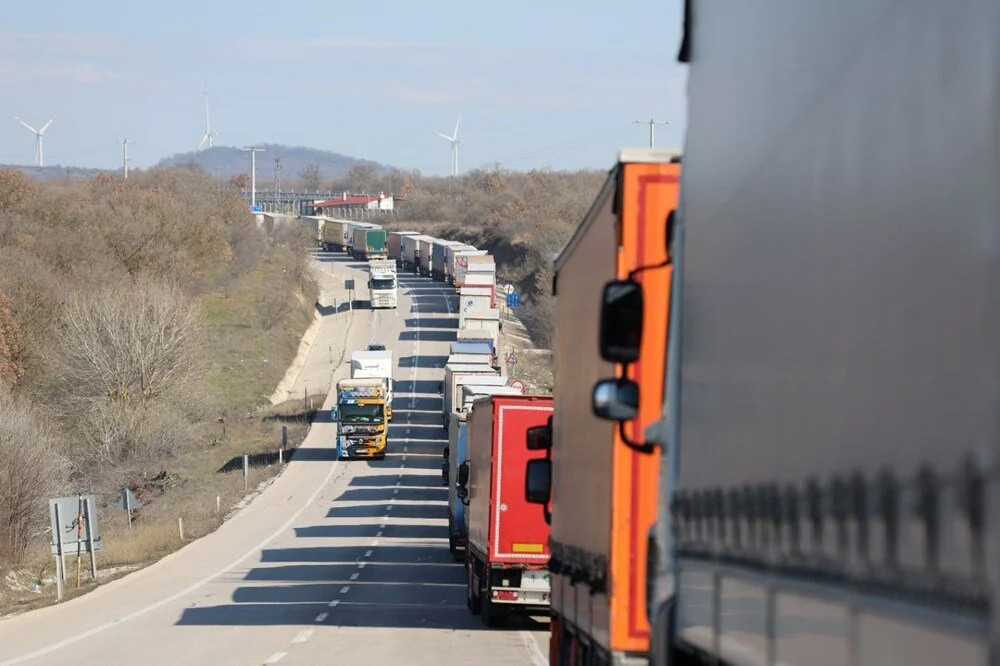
(445, 245, 479, 283)
(457, 310, 500, 349)
(330, 378, 387, 459)
(401, 234, 424, 272)
(351, 226, 387, 260)
(432, 240, 463, 281)
(454, 254, 494, 288)
(319, 218, 347, 251)
(366, 259, 397, 309)
(459, 394, 554, 626)
(388, 231, 419, 266)
(417, 236, 435, 276)
(525, 149, 679, 664)
(458, 287, 493, 317)
(616, 5, 997, 664)
(442, 363, 502, 428)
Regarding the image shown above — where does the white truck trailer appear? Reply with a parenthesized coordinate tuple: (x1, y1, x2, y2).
(350, 349, 394, 421)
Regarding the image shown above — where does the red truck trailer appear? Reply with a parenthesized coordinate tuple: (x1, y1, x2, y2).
(459, 394, 554, 626)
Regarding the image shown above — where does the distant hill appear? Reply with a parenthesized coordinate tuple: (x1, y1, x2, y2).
(154, 144, 389, 181)
(0, 164, 105, 182)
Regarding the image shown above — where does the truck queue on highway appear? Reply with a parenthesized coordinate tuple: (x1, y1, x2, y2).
(299, 4, 998, 661)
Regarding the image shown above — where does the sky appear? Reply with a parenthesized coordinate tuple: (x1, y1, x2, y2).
(0, 0, 687, 176)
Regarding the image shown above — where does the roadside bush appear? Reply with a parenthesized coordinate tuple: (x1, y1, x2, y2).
(0, 387, 66, 565)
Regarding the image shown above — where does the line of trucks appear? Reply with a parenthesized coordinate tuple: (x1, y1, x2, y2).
(516, 2, 998, 665)
(309, 11, 1000, 658)
(306, 211, 557, 626)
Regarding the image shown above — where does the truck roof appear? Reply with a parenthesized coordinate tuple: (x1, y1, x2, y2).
(459, 287, 493, 296)
(451, 341, 493, 355)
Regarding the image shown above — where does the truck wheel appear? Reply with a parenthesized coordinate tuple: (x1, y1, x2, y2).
(466, 561, 481, 614)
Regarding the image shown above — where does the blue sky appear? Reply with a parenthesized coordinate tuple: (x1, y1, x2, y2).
(0, 0, 687, 175)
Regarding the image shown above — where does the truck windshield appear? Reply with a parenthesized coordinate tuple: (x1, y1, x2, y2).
(339, 404, 384, 422)
(371, 278, 395, 290)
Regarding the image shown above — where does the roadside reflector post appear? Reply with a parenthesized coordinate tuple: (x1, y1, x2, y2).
(85, 497, 97, 580)
(53, 502, 65, 600)
(216, 495, 221, 514)
(243, 454, 249, 492)
(178, 517, 184, 541)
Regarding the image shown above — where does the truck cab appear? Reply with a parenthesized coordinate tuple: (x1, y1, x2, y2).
(331, 378, 387, 459)
(367, 259, 398, 309)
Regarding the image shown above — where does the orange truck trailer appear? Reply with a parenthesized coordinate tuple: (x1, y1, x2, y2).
(539, 149, 680, 665)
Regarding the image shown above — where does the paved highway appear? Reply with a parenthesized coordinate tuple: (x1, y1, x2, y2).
(0, 252, 548, 665)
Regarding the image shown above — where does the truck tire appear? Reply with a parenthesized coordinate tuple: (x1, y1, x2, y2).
(466, 560, 481, 615)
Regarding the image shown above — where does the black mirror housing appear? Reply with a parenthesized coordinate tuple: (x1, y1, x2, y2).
(458, 462, 470, 487)
(456, 486, 469, 500)
(599, 279, 643, 364)
(525, 459, 552, 505)
(526, 417, 553, 451)
(592, 377, 640, 422)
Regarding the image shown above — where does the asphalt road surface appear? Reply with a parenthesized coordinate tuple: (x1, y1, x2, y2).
(0, 252, 548, 666)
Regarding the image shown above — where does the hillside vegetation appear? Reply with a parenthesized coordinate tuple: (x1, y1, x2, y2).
(390, 167, 607, 347)
(0, 167, 316, 591)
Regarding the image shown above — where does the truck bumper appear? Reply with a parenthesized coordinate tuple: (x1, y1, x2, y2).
(336, 440, 386, 460)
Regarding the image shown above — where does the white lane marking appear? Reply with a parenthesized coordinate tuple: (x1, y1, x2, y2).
(521, 631, 548, 666)
(328, 600, 340, 608)
(370, 540, 378, 547)
(340, 585, 350, 594)
(365, 549, 373, 557)
(386, 505, 393, 511)
(404, 446, 408, 452)
(358, 561, 367, 569)
(314, 612, 328, 623)
(376, 530, 383, 537)
(395, 481, 401, 487)
(292, 630, 313, 644)
(350, 572, 360, 580)
(264, 652, 287, 664)
(393, 488, 398, 495)
(3, 456, 343, 665)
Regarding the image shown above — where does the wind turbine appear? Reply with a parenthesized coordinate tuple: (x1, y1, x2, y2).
(198, 86, 217, 150)
(14, 116, 55, 167)
(437, 114, 461, 176)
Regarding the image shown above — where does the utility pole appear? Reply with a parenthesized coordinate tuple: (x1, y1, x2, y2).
(241, 146, 266, 207)
(274, 156, 282, 212)
(634, 118, 669, 148)
(119, 139, 130, 179)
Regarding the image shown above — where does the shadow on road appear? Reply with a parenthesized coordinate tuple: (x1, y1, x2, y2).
(399, 330, 457, 342)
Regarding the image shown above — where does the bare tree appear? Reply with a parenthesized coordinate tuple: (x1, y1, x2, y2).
(347, 163, 378, 193)
(0, 387, 67, 564)
(48, 279, 200, 407)
(298, 163, 322, 192)
(0, 289, 24, 387)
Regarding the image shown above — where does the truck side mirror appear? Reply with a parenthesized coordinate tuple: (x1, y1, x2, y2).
(525, 459, 552, 504)
(329, 407, 340, 422)
(456, 486, 469, 500)
(458, 462, 470, 487)
(526, 419, 553, 451)
(592, 377, 639, 421)
(599, 280, 643, 364)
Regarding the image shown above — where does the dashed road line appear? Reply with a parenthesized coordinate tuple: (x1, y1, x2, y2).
(328, 600, 340, 608)
(350, 572, 360, 580)
(376, 530, 383, 537)
(358, 561, 367, 569)
(264, 652, 286, 664)
(314, 612, 328, 623)
(365, 549, 374, 557)
(340, 585, 350, 594)
(292, 630, 313, 644)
